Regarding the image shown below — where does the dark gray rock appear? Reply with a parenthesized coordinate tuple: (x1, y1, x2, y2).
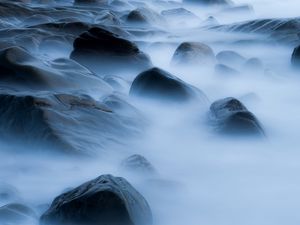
(209, 97, 265, 137)
(291, 45, 300, 69)
(70, 27, 152, 75)
(130, 67, 208, 104)
(40, 174, 152, 225)
(0, 46, 108, 91)
(171, 42, 215, 67)
(210, 18, 300, 46)
(0, 91, 144, 155)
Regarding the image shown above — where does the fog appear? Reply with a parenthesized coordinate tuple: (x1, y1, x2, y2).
(0, 0, 300, 225)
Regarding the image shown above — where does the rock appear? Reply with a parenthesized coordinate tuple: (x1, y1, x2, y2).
(40, 174, 152, 225)
(70, 27, 152, 76)
(126, 7, 166, 27)
(0, 46, 109, 91)
(216, 50, 246, 67)
(183, 0, 233, 6)
(291, 45, 300, 69)
(161, 8, 200, 25)
(121, 154, 156, 175)
(171, 42, 215, 67)
(210, 18, 300, 46)
(129, 67, 208, 103)
(0, 91, 144, 155)
(0, 203, 37, 225)
(74, 0, 108, 6)
(209, 97, 265, 137)
(243, 57, 264, 72)
(215, 64, 240, 76)
(0, 183, 20, 204)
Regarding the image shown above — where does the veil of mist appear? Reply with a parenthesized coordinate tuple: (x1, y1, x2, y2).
(0, 0, 299, 225)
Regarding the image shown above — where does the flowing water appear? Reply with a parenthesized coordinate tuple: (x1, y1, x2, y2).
(0, 0, 299, 225)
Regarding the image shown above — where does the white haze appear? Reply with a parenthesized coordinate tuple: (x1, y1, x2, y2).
(1, 1, 300, 225)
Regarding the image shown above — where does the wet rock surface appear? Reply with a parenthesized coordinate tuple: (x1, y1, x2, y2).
(130, 67, 208, 103)
(209, 97, 265, 137)
(40, 174, 153, 225)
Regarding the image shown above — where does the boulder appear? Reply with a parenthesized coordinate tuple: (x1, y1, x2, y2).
(0, 92, 144, 155)
(243, 57, 264, 72)
(121, 154, 156, 175)
(130, 67, 208, 103)
(171, 42, 215, 67)
(70, 27, 152, 75)
(0, 46, 110, 91)
(0, 203, 37, 225)
(291, 45, 300, 69)
(0, 183, 20, 204)
(209, 97, 265, 137)
(215, 64, 240, 76)
(126, 7, 166, 27)
(216, 50, 245, 67)
(40, 174, 153, 225)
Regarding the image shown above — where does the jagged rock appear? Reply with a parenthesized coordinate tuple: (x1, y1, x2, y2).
(40, 174, 152, 225)
(209, 97, 265, 137)
(70, 27, 152, 76)
(130, 67, 208, 103)
(171, 42, 215, 67)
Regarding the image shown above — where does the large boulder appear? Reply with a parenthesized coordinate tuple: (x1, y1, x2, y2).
(129, 67, 208, 103)
(0, 46, 109, 91)
(40, 174, 153, 225)
(171, 42, 215, 67)
(0, 92, 144, 155)
(291, 45, 300, 69)
(209, 97, 265, 137)
(0, 203, 37, 225)
(70, 27, 152, 76)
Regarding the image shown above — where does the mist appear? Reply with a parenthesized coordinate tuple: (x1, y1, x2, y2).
(0, 0, 299, 225)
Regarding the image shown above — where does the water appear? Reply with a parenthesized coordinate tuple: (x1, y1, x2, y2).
(0, 0, 300, 225)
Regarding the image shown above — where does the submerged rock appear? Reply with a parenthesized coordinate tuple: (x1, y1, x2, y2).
(0, 92, 144, 155)
(40, 174, 152, 225)
(0, 203, 37, 225)
(0, 183, 20, 204)
(70, 27, 152, 75)
(216, 50, 245, 67)
(121, 154, 156, 175)
(291, 45, 300, 69)
(215, 64, 240, 76)
(209, 97, 265, 137)
(171, 42, 215, 67)
(130, 67, 208, 104)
